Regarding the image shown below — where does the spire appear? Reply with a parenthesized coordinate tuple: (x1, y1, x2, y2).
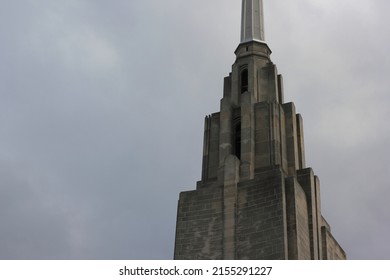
(241, 0, 265, 43)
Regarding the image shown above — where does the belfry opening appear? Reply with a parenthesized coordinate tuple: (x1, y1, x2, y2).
(240, 69, 248, 94)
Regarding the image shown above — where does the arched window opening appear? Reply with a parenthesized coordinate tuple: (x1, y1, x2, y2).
(241, 69, 248, 93)
(234, 123, 241, 160)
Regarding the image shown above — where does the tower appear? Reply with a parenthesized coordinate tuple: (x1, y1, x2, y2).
(174, 0, 346, 260)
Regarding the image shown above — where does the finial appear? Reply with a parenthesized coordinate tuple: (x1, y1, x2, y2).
(241, 0, 265, 43)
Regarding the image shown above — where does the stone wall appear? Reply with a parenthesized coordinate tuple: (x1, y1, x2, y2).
(286, 177, 311, 259)
(236, 167, 288, 259)
(297, 168, 320, 259)
(174, 187, 224, 260)
(321, 223, 347, 260)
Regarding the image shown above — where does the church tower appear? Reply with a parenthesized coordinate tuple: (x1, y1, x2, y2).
(174, 0, 346, 260)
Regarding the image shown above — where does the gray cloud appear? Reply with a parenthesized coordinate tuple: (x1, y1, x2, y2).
(0, 0, 389, 259)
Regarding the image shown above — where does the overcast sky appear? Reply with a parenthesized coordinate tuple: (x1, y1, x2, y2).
(0, 0, 389, 260)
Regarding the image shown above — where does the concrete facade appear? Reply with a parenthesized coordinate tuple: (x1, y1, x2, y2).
(174, 2, 346, 260)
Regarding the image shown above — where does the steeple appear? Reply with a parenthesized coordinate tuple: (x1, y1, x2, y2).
(241, 0, 265, 43)
(174, 0, 346, 260)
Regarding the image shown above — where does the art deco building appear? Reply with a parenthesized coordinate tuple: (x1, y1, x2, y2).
(174, 0, 346, 260)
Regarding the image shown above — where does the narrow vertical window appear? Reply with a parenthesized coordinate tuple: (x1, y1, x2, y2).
(241, 69, 248, 93)
(234, 123, 241, 160)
